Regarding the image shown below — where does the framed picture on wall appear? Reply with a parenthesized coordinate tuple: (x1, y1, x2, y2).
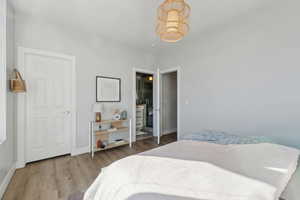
(96, 76, 121, 102)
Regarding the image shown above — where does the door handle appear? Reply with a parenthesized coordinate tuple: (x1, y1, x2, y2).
(63, 111, 71, 115)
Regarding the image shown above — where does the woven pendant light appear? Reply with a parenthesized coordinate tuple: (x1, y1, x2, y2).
(156, 0, 191, 42)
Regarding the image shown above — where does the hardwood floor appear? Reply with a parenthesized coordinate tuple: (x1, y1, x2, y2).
(3, 133, 177, 200)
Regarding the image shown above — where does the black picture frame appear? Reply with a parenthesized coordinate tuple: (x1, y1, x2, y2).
(96, 76, 121, 102)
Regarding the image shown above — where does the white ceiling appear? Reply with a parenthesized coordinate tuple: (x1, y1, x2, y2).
(11, 0, 274, 50)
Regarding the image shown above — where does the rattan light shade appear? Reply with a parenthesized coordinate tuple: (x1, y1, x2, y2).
(156, 0, 191, 42)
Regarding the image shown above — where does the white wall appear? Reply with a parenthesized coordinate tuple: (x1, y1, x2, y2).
(12, 0, 300, 154)
(162, 72, 177, 134)
(0, 0, 16, 194)
(157, 0, 300, 148)
(15, 15, 155, 149)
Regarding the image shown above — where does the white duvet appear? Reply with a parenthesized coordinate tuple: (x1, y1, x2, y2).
(84, 141, 299, 200)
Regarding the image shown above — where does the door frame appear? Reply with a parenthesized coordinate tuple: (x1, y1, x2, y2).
(16, 47, 77, 168)
(132, 68, 157, 142)
(159, 66, 181, 140)
(0, 0, 6, 144)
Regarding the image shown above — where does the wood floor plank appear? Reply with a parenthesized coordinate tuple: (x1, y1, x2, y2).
(38, 159, 59, 200)
(2, 166, 30, 200)
(68, 156, 89, 193)
(94, 152, 111, 168)
(23, 162, 44, 200)
(53, 156, 77, 199)
(2, 133, 176, 200)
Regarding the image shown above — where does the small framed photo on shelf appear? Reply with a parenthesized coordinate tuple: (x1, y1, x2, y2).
(96, 76, 121, 102)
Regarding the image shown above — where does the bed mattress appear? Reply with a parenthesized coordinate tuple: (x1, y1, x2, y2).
(85, 141, 299, 200)
(142, 141, 299, 199)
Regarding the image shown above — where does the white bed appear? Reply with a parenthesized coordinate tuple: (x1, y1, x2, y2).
(84, 141, 299, 200)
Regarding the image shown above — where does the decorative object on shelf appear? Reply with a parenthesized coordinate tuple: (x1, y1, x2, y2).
(10, 69, 27, 93)
(156, 0, 191, 43)
(120, 110, 127, 120)
(92, 103, 103, 123)
(95, 113, 102, 123)
(113, 112, 121, 120)
(96, 132, 109, 149)
(96, 140, 106, 149)
(96, 76, 121, 102)
(112, 108, 126, 121)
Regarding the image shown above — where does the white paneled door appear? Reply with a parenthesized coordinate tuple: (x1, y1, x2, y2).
(22, 49, 75, 163)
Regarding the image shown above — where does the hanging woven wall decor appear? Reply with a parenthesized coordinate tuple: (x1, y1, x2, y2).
(10, 69, 26, 93)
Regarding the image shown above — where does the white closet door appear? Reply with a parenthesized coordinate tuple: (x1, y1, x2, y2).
(24, 51, 74, 162)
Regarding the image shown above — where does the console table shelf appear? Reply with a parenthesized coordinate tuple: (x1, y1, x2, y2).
(89, 119, 132, 158)
(93, 119, 128, 125)
(94, 140, 129, 152)
(95, 127, 129, 136)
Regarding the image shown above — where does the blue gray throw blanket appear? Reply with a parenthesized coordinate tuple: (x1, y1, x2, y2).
(181, 130, 272, 145)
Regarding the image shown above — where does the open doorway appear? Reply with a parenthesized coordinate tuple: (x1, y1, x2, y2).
(161, 71, 178, 139)
(135, 72, 154, 140)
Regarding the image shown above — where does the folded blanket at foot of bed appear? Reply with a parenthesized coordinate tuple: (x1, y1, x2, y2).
(181, 130, 272, 145)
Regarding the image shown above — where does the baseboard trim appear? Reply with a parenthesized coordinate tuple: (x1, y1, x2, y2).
(16, 160, 25, 169)
(163, 128, 177, 135)
(71, 146, 89, 156)
(0, 162, 16, 199)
